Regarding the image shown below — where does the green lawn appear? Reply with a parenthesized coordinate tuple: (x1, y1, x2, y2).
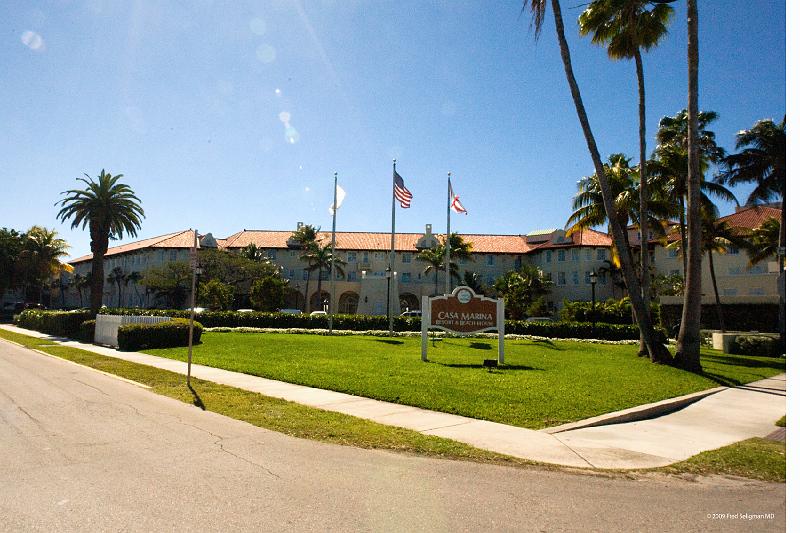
(663, 438, 786, 483)
(144, 332, 785, 430)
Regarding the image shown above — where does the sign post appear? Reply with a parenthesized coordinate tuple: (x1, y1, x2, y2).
(421, 286, 505, 364)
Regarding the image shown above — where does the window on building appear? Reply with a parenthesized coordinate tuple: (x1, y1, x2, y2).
(599, 271, 608, 285)
(572, 271, 579, 285)
(597, 249, 606, 261)
(347, 252, 357, 263)
(487, 255, 495, 266)
(401, 272, 411, 283)
(723, 288, 737, 296)
(514, 256, 522, 269)
(584, 271, 591, 284)
(585, 249, 593, 261)
(727, 246, 739, 255)
(749, 265, 767, 274)
(363, 252, 370, 263)
(544, 272, 552, 281)
(459, 257, 466, 264)
(546, 251, 552, 263)
(169, 250, 177, 261)
(302, 270, 309, 281)
(571, 249, 579, 261)
(728, 266, 742, 276)
(347, 271, 357, 282)
(374, 252, 384, 260)
(749, 287, 765, 295)
(321, 271, 330, 281)
(557, 250, 566, 262)
(557, 272, 566, 285)
(288, 269, 295, 279)
(267, 249, 277, 260)
(402, 253, 411, 264)
(668, 248, 679, 257)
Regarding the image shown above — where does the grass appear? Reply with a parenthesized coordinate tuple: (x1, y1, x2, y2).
(142, 332, 785, 430)
(0, 330, 525, 466)
(662, 438, 786, 483)
(776, 415, 785, 427)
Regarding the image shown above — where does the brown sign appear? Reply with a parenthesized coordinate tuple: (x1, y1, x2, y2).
(429, 287, 499, 333)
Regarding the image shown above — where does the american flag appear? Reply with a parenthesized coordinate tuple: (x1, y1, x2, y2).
(393, 171, 413, 208)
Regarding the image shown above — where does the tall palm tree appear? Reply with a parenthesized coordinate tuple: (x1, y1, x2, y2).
(416, 243, 459, 296)
(125, 271, 143, 307)
(650, 110, 733, 275)
(523, 0, 669, 362)
(56, 170, 144, 312)
(240, 243, 266, 262)
(21, 226, 71, 305)
(106, 266, 126, 307)
(301, 243, 345, 311)
(291, 224, 319, 312)
(579, 0, 674, 356)
(71, 272, 91, 308)
(745, 217, 780, 267)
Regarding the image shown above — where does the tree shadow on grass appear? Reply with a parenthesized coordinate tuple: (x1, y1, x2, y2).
(188, 384, 206, 410)
(701, 354, 786, 371)
(429, 361, 543, 371)
(469, 342, 492, 350)
(519, 339, 563, 351)
(374, 339, 404, 345)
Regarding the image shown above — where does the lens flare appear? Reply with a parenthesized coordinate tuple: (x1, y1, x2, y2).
(256, 44, 276, 64)
(21, 30, 44, 51)
(249, 18, 266, 36)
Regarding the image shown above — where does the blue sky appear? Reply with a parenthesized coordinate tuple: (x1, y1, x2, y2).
(1, 1, 786, 260)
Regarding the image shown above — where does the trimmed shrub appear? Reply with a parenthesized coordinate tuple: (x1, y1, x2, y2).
(560, 297, 661, 326)
(117, 318, 203, 351)
(660, 303, 780, 333)
(94, 308, 659, 342)
(78, 320, 96, 343)
(732, 335, 783, 357)
(15, 310, 94, 337)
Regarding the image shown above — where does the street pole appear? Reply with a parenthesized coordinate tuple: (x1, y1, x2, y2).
(329, 172, 338, 334)
(385, 266, 391, 327)
(187, 229, 198, 386)
(445, 172, 451, 295)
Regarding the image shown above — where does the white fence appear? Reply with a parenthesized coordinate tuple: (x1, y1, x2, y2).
(94, 314, 171, 348)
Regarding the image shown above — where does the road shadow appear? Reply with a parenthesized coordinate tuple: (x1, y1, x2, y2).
(188, 384, 206, 410)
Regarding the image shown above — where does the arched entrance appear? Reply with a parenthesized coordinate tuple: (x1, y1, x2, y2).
(338, 292, 359, 314)
(399, 293, 419, 312)
(310, 290, 330, 311)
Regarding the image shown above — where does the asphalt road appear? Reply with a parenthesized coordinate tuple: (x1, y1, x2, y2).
(0, 339, 785, 532)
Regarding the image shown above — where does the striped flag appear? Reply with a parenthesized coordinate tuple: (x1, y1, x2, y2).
(393, 170, 413, 208)
(449, 181, 467, 214)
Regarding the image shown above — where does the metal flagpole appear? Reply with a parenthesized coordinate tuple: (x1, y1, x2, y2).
(389, 159, 397, 335)
(187, 228, 198, 386)
(445, 172, 452, 295)
(328, 172, 338, 334)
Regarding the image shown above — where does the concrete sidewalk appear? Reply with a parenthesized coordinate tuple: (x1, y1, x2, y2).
(1, 324, 785, 469)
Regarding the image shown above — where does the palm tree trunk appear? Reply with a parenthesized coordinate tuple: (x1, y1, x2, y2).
(635, 49, 652, 358)
(316, 272, 323, 311)
(304, 273, 311, 313)
(89, 226, 108, 313)
(550, 0, 670, 363)
(708, 250, 725, 332)
(676, 0, 703, 371)
(434, 270, 439, 296)
(679, 196, 688, 276)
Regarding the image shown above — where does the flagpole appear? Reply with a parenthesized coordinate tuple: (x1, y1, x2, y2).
(445, 172, 452, 295)
(389, 159, 396, 336)
(328, 172, 338, 334)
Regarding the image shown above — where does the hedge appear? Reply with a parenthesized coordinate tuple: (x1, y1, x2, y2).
(560, 298, 661, 325)
(117, 318, 203, 351)
(731, 335, 784, 357)
(15, 310, 94, 337)
(660, 303, 780, 333)
(78, 320, 96, 343)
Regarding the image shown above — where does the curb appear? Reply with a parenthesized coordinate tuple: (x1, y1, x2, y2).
(543, 386, 727, 434)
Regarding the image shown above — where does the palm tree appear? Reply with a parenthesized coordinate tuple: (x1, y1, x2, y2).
(240, 243, 266, 262)
(650, 110, 734, 274)
(745, 217, 780, 266)
(579, 0, 674, 356)
(290, 224, 319, 312)
(462, 271, 485, 294)
(716, 117, 785, 345)
(21, 226, 71, 305)
(125, 271, 143, 307)
(523, 0, 669, 362)
(106, 266, 126, 307)
(71, 272, 91, 308)
(56, 170, 144, 312)
(416, 243, 459, 296)
(301, 243, 345, 311)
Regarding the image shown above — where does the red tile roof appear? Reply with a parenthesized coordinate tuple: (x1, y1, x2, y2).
(70, 229, 196, 264)
(719, 205, 781, 231)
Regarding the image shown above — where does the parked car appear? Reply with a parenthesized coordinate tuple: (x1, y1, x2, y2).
(525, 316, 553, 322)
(186, 307, 206, 313)
(400, 310, 422, 318)
(309, 310, 327, 317)
(236, 308, 255, 313)
(278, 308, 302, 314)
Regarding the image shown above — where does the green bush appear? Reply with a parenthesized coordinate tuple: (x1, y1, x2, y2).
(732, 335, 783, 357)
(117, 318, 203, 351)
(78, 320, 96, 343)
(560, 297, 661, 326)
(504, 320, 664, 342)
(15, 310, 94, 337)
